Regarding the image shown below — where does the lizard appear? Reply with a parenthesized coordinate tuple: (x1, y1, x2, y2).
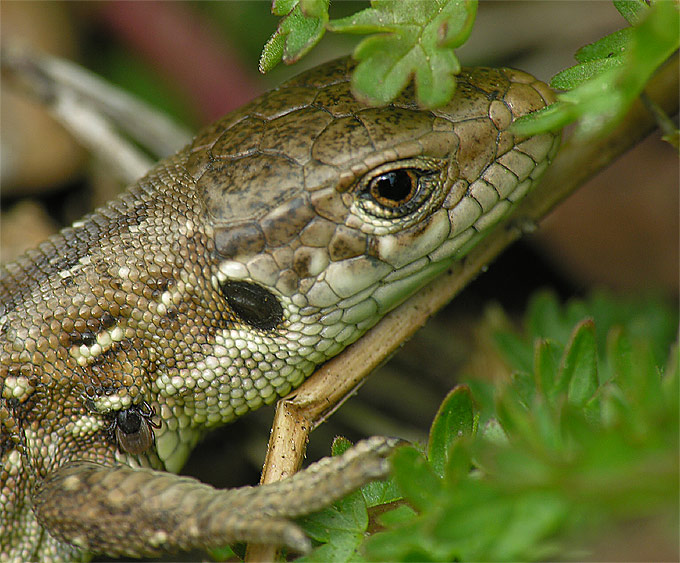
(0, 56, 559, 561)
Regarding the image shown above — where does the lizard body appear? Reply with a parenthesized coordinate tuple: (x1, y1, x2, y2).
(0, 58, 559, 560)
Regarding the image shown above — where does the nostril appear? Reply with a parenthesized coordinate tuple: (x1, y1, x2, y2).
(219, 280, 284, 330)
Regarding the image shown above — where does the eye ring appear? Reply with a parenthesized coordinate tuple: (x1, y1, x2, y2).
(356, 158, 445, 221)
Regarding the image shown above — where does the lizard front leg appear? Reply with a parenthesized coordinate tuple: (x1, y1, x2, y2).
(32, 437, 397, 557)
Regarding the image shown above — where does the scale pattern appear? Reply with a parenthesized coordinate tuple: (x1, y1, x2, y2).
(0, 58, 559, 560)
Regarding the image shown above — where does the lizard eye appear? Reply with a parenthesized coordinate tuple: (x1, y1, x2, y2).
(356, 158, 445, 221)
(115, 405, 156, 455)
(368, 169, 419, 209)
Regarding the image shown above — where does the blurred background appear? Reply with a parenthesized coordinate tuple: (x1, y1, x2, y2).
(1, 2, 677, 560)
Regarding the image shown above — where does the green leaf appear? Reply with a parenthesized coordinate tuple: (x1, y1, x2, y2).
(328, 0, 477, 107)
(510, 371, 535, 407)
(299, 488, 368, 542)
(556, 319, 599, 407)
(363, 521, 433, 562)
(297, 488, 369, 563)
(331, 435, 353, 457)
(259, 1, 329, 73)
(479, 491, 567, 560)
(443, 439, 472, 485)
(329, 436, 403, 509)
(494, 385, 538, 449)
(607, 325, 633, 384)
(272, 0, 298, 17)
(427, 385, 474, 477)
(361, 477, 403, 509)
(391, 446, 442, 511)
(574, 28, 632, 63)
(429, 484, 508, 559)
(533, 338, 562, 397)
(527, 291, 569, 344)
(376, 503, 417, 528)
(551, 57, 625, 90)
(479, 417, 508, 446)
(300, 0, 329, 19)
(208, 544, 237, 562)
(613, 0, 648, 25)
(513, 0, 679, 138)
(493, 330, 533, 374)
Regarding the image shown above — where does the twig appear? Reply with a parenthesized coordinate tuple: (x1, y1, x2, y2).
(1, 45, 192, 183)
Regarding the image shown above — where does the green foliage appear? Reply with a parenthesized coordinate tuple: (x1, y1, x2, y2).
(513, 0, 679, 139)
(260, 0, 477, 108)
(293, 436, 401, 562)
(327, 0, 476, 108)
(259, 0, 330, 73)
(298, 291, 678, 561)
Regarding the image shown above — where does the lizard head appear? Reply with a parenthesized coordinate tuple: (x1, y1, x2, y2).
(137, 59, 559, 471)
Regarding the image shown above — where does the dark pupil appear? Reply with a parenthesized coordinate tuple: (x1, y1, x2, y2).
(117, 409, 142, 435)
(220, 280, 284, 330)
(371, 170, 416, 207)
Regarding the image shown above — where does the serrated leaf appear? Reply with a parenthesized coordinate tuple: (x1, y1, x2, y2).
(326, 4, 401, 34)
(510, 101, 571, 136)
(259, 32, 285, 74)
(360, 291, 677, 562)
(298, 488, 367, 542)
(259, 1, 328, 73)
(428, 385, 474, 477)
(282, 7, 327, 59)
(556, 319, 598, 407)
(391, 446, 442, 511)
(328, 0, 477, 107)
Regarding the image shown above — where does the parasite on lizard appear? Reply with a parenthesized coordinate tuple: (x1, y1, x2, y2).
(0, 57, 559, 561)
